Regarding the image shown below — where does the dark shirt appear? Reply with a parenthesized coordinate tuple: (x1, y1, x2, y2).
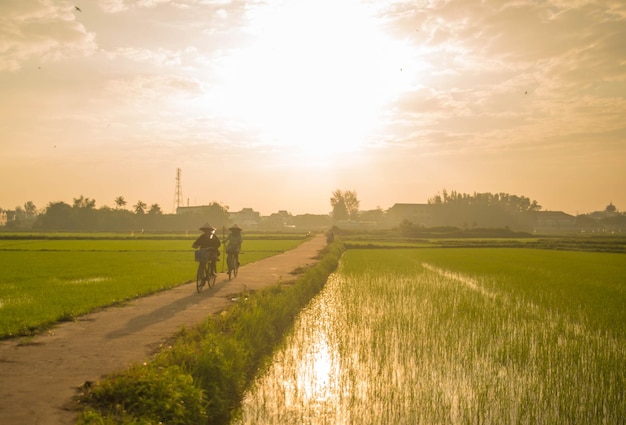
(192, 233, 221, 250)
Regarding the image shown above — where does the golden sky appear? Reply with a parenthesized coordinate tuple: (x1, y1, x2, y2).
(1, 0, 625, 215)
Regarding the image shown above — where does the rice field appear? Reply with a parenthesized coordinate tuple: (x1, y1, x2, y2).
(237, 248, 625, 424)
(0, 237, 303, 338)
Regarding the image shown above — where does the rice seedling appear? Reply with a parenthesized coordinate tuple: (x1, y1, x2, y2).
(238, 248, 625, 424)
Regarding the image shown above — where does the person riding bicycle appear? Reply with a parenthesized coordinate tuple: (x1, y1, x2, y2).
(192, 223, 221, 275)
(225, 224, 243, 267)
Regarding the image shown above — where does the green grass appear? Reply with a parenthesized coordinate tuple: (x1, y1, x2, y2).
(239, 247, 625, 424)
(0, 237, 304, 339)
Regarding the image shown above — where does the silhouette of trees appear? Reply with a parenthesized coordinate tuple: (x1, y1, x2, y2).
(69, 195, 98, 230)
(133, 200, 147, 215)
(148, 204, 162, 215)
(425, 190, 542, 230)
(37, 201, 73, 230)
(114, 196, 127, 210)
(428, 190, 541, 212)
(23, 201, 38, 218)
(73, 195, 96, 209)
(2, 201, 38, 229)
(5, 196, 229, 232)
(330, 189, 360, 221)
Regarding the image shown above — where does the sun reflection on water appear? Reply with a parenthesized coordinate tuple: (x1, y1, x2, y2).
(238, 275, 347, 424)
(284, 292, 344, 420)
(237, 253, 625, 424)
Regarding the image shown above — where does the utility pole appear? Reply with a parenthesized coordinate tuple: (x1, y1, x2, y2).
(173, 168, 183, 213)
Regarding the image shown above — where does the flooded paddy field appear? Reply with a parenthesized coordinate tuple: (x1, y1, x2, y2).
(237, 248, 625, 424)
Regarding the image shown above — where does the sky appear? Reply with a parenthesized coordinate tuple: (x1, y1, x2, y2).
(1, 0, 625, 216)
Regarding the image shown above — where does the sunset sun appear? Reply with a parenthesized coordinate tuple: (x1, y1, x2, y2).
(214, 0, 413, 157)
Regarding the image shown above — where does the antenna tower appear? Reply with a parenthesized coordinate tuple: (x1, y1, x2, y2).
(173, 168, 183, 213)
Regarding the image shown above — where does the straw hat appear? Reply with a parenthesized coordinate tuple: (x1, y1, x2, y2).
(229, 224, 242, 231)
(199, 223, 215, 231)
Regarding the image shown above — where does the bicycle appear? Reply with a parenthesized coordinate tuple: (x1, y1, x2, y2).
(226, 250, 240, 280)
(195, 248, 218, 292)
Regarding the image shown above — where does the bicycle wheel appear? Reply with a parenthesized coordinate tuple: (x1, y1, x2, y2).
(196, 262, 206, 293)
(207, 260, 217, 288)
(233, 254, 239, 278)
(227, 253, 234, 280)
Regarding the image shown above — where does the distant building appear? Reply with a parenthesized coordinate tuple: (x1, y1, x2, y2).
(530, 211, 576, 233)
(0, 210, 16, 227)
(292, 213, 331, 231)
(386, 203, 437, 227)
(589, 202, 620, 219)
(263, 210, 294, 229)
(229, 208, 261, 229)
(176, 205, 213, 215)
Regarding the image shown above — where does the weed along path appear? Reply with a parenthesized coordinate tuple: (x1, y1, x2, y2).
(0, 234, 328, 425)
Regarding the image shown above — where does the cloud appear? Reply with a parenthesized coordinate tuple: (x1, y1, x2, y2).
(369, 0, 626, 157)
(104, 74, 203, 102)
(0, 1, 97, 71)
(105, 46, 196, 66)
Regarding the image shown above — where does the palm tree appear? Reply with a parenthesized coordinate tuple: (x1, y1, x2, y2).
(114, 196, 127, 210)
(133, 200, 147, 215)
(148, 204, 162, 215)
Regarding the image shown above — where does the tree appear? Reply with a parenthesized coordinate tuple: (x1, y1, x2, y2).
(114, 196, 127, 210)
(330, 189, 360, 221)
(148, 204, 162, 215)
(37, 201, 73, 230)
(428, 189, 541, 212)
(69, 196, 97, 230)
(133, 200, 147, 215)
(73, 195, 96, 209)
(331, 199, 349, 221)
(23, 201, 38, 218)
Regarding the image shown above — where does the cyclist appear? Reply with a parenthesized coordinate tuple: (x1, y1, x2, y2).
(225, 224, 243, 268)
(192, 223, 221, 276)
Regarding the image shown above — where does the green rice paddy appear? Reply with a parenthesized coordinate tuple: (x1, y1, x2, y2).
(238, 248, 625, 424)
(3, 234, 624, 424)
(0, 237, 303, 338)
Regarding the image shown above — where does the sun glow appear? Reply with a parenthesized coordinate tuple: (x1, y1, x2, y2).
(214, 0, 413, 157)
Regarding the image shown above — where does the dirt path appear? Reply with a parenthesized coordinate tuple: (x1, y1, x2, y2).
(0, 235, 327, 425)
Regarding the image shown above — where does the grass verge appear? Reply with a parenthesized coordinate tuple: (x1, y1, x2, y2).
(76, 240, 345, 425)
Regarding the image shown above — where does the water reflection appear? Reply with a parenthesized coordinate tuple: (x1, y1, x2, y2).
(237, 272, 430, 424)
(236, 252, 625, 424)
(238, 275, 345, 424)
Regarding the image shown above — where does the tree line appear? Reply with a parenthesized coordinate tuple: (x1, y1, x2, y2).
(427, 189, 542, 212)
(1, 196, 229, 232)
(2, 189, 624, 233)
